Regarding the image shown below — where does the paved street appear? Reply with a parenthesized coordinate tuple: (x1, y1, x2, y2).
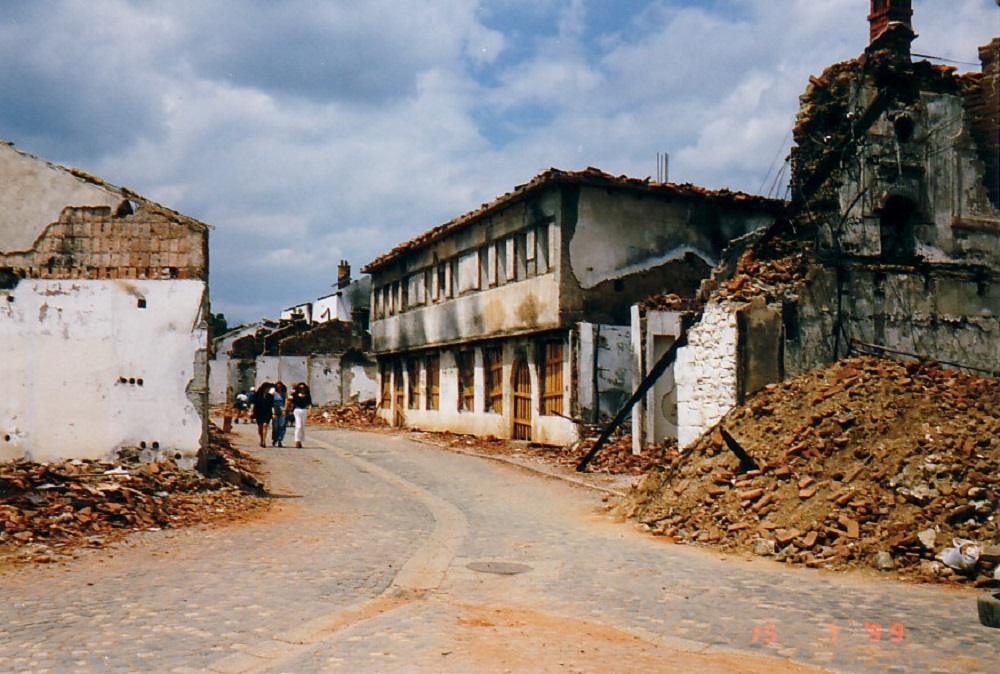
(0, 426, 996, 673)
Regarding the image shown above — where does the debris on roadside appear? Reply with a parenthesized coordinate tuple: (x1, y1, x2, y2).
(616, 356, 999, 586)
(0, 424, 270, 568)
(309, 400, 384, 428)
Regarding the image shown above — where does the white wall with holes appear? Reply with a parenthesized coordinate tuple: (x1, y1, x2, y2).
(0, 279, 207, 466)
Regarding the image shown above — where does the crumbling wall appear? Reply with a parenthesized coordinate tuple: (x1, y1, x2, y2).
(0, 144, 209, 465)
(576, 322, 631, 423)
(1, 279, 208, 465)
(675, 302, 739, 448)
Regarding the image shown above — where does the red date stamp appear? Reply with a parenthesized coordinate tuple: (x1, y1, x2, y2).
(751, 621, 906, 645)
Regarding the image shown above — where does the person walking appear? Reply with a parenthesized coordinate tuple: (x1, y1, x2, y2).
(251, 382, 275, 448)
(290, 382, 312, 448)
(271, 381, 288, 447)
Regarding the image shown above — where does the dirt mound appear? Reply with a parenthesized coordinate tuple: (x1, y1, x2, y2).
(0, 424, 270, 567)
(618, 356, 999, 585)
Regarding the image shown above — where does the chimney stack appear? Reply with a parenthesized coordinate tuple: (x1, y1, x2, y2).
(337, 260, 351, 289)
(868, 0, 913, 44)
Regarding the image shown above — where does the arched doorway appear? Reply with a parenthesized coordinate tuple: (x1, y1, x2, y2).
(511, 358, 532, 441)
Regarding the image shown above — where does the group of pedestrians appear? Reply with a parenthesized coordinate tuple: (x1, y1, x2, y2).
(244, 381, 312, 448)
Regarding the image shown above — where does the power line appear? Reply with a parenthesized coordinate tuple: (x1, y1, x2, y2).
(912, 52, 980, 67)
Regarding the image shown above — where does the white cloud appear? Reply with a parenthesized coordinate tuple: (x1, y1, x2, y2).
(1, 0, 996, 322)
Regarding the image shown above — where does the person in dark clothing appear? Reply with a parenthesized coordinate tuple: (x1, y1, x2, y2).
(251, 382, 275, 448)
(289, 382, 312, 448)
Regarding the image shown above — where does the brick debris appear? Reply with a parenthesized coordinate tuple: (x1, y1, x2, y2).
(0, 425, 269, 567)
(617, 356, 999, 585)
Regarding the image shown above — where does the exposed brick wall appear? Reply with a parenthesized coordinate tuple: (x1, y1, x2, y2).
(868, 0, 912, 44)
(0, 203, 207, 281)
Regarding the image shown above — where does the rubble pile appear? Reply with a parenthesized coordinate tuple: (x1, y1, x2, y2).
(640, 293, 704, 314)
(619, 356, 999, 585)
(310, 400, 384, 428)
(0, 426, 269, 567)
(715, 235, 814, 302)
(438, 431, 674, 476)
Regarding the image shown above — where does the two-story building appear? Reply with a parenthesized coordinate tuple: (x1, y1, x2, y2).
(363, 167, 785, 444)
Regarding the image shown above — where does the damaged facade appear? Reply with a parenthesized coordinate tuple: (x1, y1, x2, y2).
(364, 168, 784, 444)
(0, 141, 210, 467)
(209, 260, 376, 406)
(635, 1, 1000, 450)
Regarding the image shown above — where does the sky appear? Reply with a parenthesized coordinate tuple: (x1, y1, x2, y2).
(1, 0, 996, 325)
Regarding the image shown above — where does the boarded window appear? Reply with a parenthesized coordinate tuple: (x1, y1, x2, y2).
(540, 342, 563, 416)
(425, 353, 440, 410)
(496, 240, 508, 285)
(484, 347, 503, 413)
(407, 359, 420, 409)
(479, 247, 489, 289)
(457, 250, 479, 294)
(457, 351, 475, 412)
(514, 233, 528, 280)
(437, 262, 447, 301)
(536, 223, 551, 272)
(407, 273, 425, 306)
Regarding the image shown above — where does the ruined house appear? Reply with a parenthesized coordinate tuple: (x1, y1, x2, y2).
(0, 140, 210, 467)
(633, 1, 999, 450)
(363, 168, 784, 444)
(209, 261, 376, 406)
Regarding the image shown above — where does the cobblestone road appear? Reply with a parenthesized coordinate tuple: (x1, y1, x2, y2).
(0, 426, 995, 673)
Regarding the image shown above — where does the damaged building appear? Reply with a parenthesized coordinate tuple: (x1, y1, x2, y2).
(363, 168, 784, 444)
(633, 0, 999, 450)
(209, 260, 376, 406)
(0, 140, 210, 467)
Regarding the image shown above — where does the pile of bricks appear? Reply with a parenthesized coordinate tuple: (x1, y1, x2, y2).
(620, 356, 999, 585)
(0, 426, 268, 566)
(310, 401, 384, 427)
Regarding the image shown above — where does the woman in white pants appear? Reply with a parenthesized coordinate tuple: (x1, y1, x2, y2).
(289, 382, 312, 448)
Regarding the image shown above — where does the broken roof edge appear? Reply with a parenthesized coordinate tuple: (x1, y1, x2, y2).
(361, 166, 788, 274)
(0, 138, 213, 233)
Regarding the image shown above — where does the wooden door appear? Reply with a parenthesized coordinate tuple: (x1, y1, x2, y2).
(393, 363, 404, 426)
(511, 359, 532, 441)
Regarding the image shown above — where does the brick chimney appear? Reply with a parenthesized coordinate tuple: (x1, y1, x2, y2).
(337, 259, 351, 289)
(868, 0, 913, 43)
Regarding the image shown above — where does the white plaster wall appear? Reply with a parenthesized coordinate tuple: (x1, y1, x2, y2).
(0, 143, 122, 251)
(209, 356, 229, 405)
(0, 279, 206, 464)
(253, 356, 282, 388)
(343, 364, 377, 403)
(307, 357, 342, 405)
(644, 311, 684, 445)
(313, 295, 341, 323)
(675, 302, 739, 449)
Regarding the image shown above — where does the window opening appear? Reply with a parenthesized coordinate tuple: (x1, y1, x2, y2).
(879, 196, 916, 261)
(484, 347, 503, 413)
(407, 359, 420, 409)
(457, 351, 475, 412)
(425, 353, 440, 410)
